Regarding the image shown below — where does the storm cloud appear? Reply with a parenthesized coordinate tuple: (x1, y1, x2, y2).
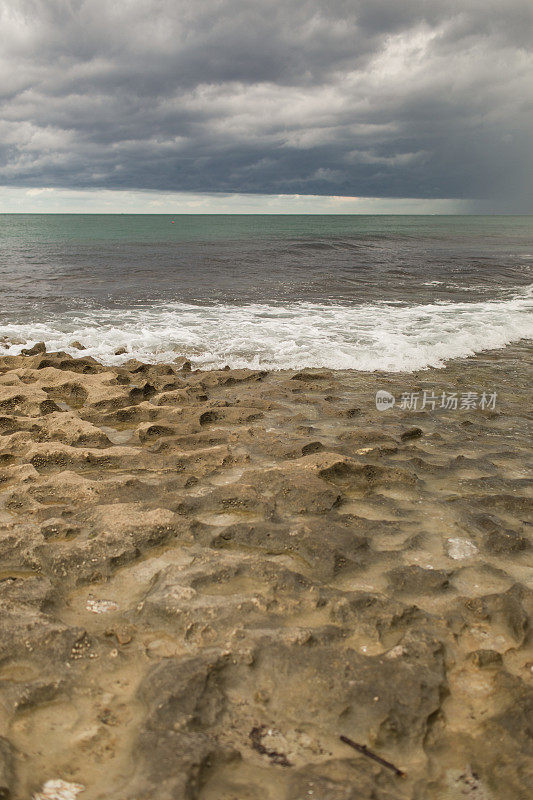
(1, 0, 532, 206)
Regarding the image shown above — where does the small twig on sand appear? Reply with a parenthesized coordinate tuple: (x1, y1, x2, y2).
(340, 735, 406, 777)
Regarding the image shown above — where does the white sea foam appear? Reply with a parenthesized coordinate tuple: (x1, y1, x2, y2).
(1, 287, 531, 372)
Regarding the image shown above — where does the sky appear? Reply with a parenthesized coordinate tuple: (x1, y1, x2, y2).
(0, 0, 532, 213)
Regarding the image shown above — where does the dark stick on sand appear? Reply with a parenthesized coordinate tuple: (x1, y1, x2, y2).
(340, 735, 406, 777)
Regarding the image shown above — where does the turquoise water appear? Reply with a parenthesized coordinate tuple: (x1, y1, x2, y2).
(1, 212, 532, 243)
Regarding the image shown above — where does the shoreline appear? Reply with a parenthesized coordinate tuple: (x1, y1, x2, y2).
(0, 343, 531, 799)
(1, 333, 532, 373)
(1, 281, 531, 373)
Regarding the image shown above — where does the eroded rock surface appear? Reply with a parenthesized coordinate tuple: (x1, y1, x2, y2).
(0, 345, 531, 799)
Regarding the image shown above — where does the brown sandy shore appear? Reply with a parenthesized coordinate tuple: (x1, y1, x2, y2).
(0, 343, 531, 800)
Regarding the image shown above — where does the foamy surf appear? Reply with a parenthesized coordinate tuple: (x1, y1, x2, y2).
(1, 287, 531, 372)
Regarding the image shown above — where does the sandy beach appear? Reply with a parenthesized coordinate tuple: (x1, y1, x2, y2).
(0, 342, 531, 799)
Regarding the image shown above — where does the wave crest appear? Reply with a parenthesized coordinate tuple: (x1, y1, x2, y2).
(1, 288, 531, 372)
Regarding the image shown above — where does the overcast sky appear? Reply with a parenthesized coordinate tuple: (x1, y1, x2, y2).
(1, 0, 532, 212)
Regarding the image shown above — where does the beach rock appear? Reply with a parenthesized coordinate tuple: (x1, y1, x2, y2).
(400, 426, 423, 441)
(0, 349, 531, 796)
(467, 649, 503, 668)
(173, 356, 192, 371)
(0, 602, 84, 669)
(248, 465, 342, 514)
(446, 537, 478, 560)
(448, 584, 531, 646)
(468, 677, 533, 799)
(291, 370, 333, 381)
(287, 759, 404, 800)
(0, 737, 15, 800)
(484, 528, 530, 554)
(70, 341, 86, 350)
(387, 565, 450, 595)
(0, 575, 54, 610)
(124, 634, 444, 799)
(211, 519, 369, 580)
(21, 341, 46, 355)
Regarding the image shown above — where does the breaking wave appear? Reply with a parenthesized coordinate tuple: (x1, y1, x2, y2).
(1, 287, 531, 372)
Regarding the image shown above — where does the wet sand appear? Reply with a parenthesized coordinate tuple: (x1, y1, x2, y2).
(0, 342, 531, 800)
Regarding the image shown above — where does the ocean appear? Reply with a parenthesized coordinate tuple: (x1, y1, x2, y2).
(0, 214, 531, 371)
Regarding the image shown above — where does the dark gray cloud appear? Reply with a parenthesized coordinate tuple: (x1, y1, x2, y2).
(1, 0, 532, 207)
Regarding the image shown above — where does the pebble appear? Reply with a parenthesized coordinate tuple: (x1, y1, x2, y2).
(86, 599, 119, 614)
(446, 538, 478, 560)
(33, 779, 85, 800)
